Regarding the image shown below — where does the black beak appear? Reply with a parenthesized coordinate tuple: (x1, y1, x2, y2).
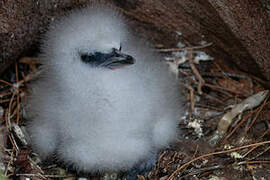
(100, 50, 135, 69)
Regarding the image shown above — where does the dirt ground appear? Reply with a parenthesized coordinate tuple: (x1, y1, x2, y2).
(0, 44, 270, 179)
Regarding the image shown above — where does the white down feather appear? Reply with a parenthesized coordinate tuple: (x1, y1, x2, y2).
(26, 3, 182, 172)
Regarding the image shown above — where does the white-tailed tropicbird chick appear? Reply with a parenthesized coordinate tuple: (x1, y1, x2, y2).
(26, 4, 182, 172)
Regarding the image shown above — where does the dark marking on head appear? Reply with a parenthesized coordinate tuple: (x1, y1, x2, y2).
(80, 47, 135, 69)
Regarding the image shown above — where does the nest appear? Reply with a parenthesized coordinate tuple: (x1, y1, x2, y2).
(0, 43, 270, 180)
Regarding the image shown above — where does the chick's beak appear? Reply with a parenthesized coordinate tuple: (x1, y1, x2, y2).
(101, 50, 135, 69)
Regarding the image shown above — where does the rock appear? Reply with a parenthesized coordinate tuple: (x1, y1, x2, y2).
(1, 0, 270, 84)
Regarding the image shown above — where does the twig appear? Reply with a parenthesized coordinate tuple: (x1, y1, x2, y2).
(184, 165, 223, 177)
(180, 70, 230, 97)
(28, 156, 45, 174)
(245, 101, 269, 132)
(6, 91, 16, 131)
(191, 144, 199, 159)
(0, 91, 13, 97)
(221, 112, 254, 145)
(15, 63, 20, 124)
(16, 173, 47, 180)
(156, 43, 213, 52)
(19, 57, 40, 64)
(237, 160, 270, 165)
(18, 69, 43, 85)
(0, 80, 13, 87)
(184, 84, 195, 113)
(0, 99, 11, 103)
(187, 49, 205, 95)
(204, 83, 242, 96)
(258, 124, 270, 139)
(247, 145, 270, 161)
(200, 72, 254, 95)
(204, 93, 224, 104)
(9, 133, 19, 151)
(167, 141, 270, 180)
(16, 173, 75, 178)
(4, 147, 15, 176)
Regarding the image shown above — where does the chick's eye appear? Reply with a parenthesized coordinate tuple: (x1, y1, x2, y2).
(81, 54, 96, 63)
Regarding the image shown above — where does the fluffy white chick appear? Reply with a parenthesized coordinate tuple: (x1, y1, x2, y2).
(26, 4, 182, 172)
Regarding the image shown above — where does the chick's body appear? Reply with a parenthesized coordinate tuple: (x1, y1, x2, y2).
(26, 4, 182, 172)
